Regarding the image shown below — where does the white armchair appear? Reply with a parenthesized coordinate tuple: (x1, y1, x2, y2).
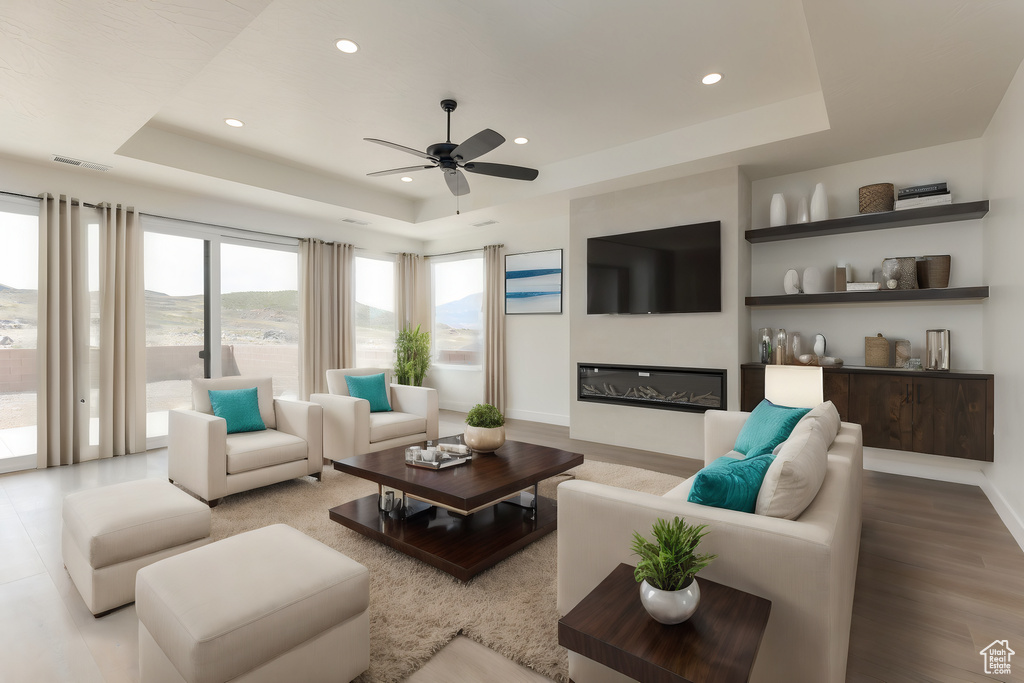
(311, 368, 439, 463)
(168, 376, 323, 507)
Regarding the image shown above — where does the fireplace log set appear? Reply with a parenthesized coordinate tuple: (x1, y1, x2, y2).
(580, 383, 720, 407)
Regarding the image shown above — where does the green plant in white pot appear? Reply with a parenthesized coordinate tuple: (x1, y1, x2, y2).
(464, 403, 505, 453)
(631, 516, 716, 624)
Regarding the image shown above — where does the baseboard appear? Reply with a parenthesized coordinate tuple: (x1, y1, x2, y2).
(438, 400, 477, 414)
(980, 475, 1024, 552)
(505, 409, 570, 427)
(862, 447, 987, 486)
(0, 453, 36, 475)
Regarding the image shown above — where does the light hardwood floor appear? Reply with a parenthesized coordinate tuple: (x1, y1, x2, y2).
(0, 412, 1020, 682)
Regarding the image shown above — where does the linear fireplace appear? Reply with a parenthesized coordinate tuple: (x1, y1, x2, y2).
(577, 363, 726, 413)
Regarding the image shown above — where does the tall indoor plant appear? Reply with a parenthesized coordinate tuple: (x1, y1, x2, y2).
(631, 516, 716, 624)
(464, 403, 505, 453)
(394, 324, 430, 386)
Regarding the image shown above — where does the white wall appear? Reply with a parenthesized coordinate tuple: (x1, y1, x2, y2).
(749, 140, 986, 369)
(422, 210, 571, 424)
(982, 57, 1024, 548)
(569, 167, 750, 458)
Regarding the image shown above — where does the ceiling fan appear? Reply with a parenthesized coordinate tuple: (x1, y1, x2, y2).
(365, 99, 538, 196)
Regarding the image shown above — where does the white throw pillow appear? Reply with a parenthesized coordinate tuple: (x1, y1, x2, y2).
(755, 401, 840, 519)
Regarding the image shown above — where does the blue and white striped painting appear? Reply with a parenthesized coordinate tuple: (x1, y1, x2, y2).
(505, 249, 563, 314)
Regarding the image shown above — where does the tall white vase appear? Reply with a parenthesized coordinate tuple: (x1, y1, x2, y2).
(769, 193, 787, 227)
(810, 183, 829, 221)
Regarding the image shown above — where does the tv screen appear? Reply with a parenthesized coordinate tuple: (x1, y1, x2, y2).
(587, 221, 721, 314)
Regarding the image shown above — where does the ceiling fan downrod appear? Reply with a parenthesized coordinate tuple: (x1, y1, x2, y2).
(441, 99, 457, 143)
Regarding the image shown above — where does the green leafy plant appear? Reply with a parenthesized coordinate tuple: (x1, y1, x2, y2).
(631, 517, 716, 591)
(394, 324, 431, 386)
(466, 403, 505, 429)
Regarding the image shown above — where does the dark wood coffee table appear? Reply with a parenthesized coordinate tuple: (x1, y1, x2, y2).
(558, 564, 771, 683)
(329, 439, 584, 580)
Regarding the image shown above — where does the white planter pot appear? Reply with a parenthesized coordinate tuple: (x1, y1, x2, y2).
(464, 425, 505, 453)
(639, 578, 701, 625)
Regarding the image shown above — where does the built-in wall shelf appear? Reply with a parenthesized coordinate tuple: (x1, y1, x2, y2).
(745, 285, 989, 307)
(744, 200, 989, 243)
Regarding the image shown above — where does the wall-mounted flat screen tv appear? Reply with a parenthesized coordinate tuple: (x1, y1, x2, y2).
(587, 221, 721, 314)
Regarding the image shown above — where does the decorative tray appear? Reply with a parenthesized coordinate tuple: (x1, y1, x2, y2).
(406, 454, 471, 470)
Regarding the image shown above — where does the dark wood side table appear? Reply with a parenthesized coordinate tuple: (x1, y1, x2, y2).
(558, 564, 771, 683)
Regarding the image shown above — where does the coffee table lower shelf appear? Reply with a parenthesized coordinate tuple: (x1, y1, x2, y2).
(329, 494, 558, 581)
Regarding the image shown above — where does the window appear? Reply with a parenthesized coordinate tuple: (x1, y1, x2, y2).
(431, 254, 483, 367)
(354, 255, 396, 368)
(221, 242, 299, 398)
(0, 199, 40, 467)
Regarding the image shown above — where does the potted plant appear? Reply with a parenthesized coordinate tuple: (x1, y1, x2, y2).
(464, 403, 505, 453)
(631, 516, 716, 624)
(394, 324, 431, 386)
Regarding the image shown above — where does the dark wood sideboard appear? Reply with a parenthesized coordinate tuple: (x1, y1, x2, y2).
(740, 363, 994, 462)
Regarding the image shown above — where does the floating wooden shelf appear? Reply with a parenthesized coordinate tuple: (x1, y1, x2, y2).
(745, 200, 989, 243)
(745, 286, 989, 307)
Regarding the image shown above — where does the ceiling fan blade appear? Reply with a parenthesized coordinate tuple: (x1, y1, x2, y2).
(463, 162, 539, 181)
(364, 138, 438, 161)
(367, 165, 436, 177)
(445, 169, 471, 196)
(451, 129, 505, 162)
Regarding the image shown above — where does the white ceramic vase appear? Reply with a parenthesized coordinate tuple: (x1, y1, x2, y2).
(769, 193, 787, 227)
(639, 578, 701, 625)
(464, 425, 505, 453)
(802, 266, 824, 294)
(795, 197, 810, 223)
(814, 334, 827, 357)
(810, 183, 829, 221)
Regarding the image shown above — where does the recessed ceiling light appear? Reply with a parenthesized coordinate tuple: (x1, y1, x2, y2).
(701, 73, 723, 85)
(514, 137, 529, 145)
(400, 176, 413, 183)
(336, 39, 359, 54)
(224, 118, 244, 127)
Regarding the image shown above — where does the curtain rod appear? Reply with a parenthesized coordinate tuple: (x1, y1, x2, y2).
(424, 246, 501, 259)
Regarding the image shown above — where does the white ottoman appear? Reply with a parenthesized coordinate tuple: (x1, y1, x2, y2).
(136, 524, 370, 683)
(62, 479, 212, 616)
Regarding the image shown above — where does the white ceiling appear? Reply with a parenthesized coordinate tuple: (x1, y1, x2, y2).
(1, 0, 1023, 239)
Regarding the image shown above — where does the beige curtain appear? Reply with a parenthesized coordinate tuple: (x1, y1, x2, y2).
(97, 203, 147, 457)
(394, 252, 428, 333)
(299, 239, 354, 398)
(36, 194, 89, 467)
(482, 244, 506, 413)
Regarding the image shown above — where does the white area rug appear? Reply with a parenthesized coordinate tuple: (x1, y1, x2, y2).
(208, 460, 683, 683)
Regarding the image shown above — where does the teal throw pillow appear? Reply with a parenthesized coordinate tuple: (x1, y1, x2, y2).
(208, 387, 266, 434)
(687, 454, 776, 513)
(734, 399, 811, 457)
(344, 373, 392, 413)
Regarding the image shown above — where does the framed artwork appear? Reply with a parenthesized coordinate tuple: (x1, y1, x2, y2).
(505, 249, 563, 314)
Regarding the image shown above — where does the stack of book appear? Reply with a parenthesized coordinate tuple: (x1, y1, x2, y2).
(894, 182, 951, 210)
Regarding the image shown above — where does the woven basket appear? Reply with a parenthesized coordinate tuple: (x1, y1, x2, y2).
(859, 183, 895, 213)
(865, 333, 891, 367)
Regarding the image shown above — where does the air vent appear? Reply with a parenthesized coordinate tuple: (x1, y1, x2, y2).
(472, 219, 498, 228)
(341, 218, 371, 226)
(51, 155, 111, 172)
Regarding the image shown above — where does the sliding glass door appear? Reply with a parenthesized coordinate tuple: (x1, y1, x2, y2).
(143, 231, 206, 440)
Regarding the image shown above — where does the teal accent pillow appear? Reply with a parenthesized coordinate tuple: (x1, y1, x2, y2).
(344, 373, 392, 413)
(208, 387, 266, 434)
(734, 399, 811, 457)
(687, 454, 776, 512)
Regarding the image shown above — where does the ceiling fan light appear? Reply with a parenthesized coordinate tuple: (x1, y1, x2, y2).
(701, 73, 723, 85)
(400, 176, 413, 182)
(224, 118, 244, 127)
(336, 39, 359, 54)
(513, 137, 528, 145)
